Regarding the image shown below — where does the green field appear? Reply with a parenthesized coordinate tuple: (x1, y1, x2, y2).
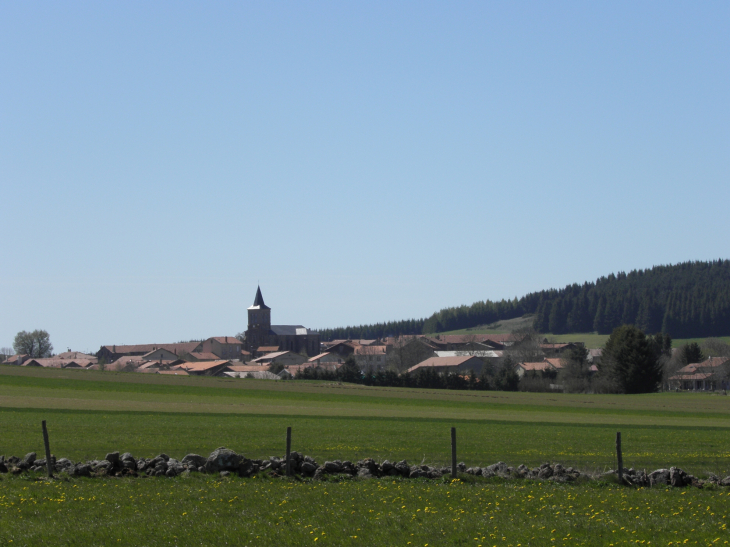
(2, 365, 730, 545)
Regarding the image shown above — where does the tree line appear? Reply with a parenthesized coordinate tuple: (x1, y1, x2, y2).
(319, 260, 730, 340)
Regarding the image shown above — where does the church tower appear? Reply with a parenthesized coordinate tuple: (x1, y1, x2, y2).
(246, 286, 271, 350)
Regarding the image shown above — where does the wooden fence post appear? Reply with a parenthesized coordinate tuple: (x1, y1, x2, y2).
(286, 426, 292, 477)
(616, 431, 623, 485)
(451, 427, 457, 479)
(41, 420, 53, 478)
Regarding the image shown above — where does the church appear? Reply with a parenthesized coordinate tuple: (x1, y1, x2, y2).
(243, 286, 321, 357)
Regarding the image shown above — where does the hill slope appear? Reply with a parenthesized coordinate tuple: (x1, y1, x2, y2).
(320, 260, 730, 340)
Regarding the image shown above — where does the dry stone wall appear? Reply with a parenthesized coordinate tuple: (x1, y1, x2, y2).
(0, 449, 726, 488)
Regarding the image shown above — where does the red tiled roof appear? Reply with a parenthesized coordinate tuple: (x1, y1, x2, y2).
(177, 360, 232, 372)
(23, 358, 90, 369)
(56, 351, 97, 360)
(108, 356, 147, 369)
(209, 337, 241, 345)
(670, 372, 714, 381)
(308, 352, 332, 362)
(2, 354, 29, 365)
(701, 356, 730, 368)
(187, 352, 220, 361)
(256, 346, 280, 353)
(137, 360, 184, 370)
(141, 349, 178, 358)
(544, 358, 564, 369)
(101, 343, 201, 355)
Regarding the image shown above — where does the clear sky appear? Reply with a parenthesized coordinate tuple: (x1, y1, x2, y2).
(1, 1, 728, 353)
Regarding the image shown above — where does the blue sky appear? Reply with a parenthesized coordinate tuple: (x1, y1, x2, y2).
(1, 1, 728, 352)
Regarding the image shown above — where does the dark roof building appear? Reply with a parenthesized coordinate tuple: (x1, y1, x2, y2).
(243, 286, 320, 357)
(97, 342, 202, 362)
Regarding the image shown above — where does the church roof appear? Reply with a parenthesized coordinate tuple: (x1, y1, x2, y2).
(271, 325, 316, 336)
(248, 286, 271, 310)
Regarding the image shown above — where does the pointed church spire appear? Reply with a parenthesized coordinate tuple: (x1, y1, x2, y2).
(250, 285, 270, 309)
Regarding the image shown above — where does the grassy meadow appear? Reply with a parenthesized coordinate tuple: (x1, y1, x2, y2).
(2, 364, 730, 545)
(2, 473, 730, 546)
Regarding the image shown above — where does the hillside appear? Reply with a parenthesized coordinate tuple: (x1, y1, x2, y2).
(320, 260, 730, 340)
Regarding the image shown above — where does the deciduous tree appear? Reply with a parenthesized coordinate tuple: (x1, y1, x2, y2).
(13, 330, 53, 358)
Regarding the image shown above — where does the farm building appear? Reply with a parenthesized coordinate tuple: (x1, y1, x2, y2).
(251, 351, 307, 367)
(354, 345, 388, 370)
(669, 357, 730, 390)
(176, 360, 232, 377)
(198, 337, 243, 360)
(407, 355, 484, 375)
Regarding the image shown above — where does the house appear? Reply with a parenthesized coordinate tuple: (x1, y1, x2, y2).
(243, 286, 321, 357)
(97, 342, 202, 362)
(251, 351, 307, 367)
(587, 349, 603, 366)
(22, 358, 87, 369)
(56, 351, 98, 363)
(253, 346, 280, 358)
(104, 356, 148, 371)
(515, 361, 557, 378)
(435, 350, 503, 360)
(544, 357, 564, 370)
(307, 352, 343, 366)
(138, 359, 186, 371)
(2, 354, 29, 365)
(427, 333, 523, 349)
(386, 337, 438, 370)
(426, 335, 505, 351)
(322, 341, 357, 358)
(354, 345, 388, 370)
(141, 348, 180, 362)
(407, 355, 484, 375)
(176, 360, 232, 377)
(199, 337, 243, 360)
(186, 352, 221, 362)
(669, 357, 730, 391)
(539, 343, 580, 356)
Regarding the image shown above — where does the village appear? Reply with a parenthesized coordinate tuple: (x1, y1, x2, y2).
(3, 287, 727, 392)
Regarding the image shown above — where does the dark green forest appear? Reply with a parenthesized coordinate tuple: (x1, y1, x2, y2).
(319, 260, 730, 341)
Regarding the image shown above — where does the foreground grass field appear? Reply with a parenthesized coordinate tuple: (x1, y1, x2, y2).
(2, 474, 729, 546)
(2, 365, 730, 546)
(2, 365, 730, 473)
